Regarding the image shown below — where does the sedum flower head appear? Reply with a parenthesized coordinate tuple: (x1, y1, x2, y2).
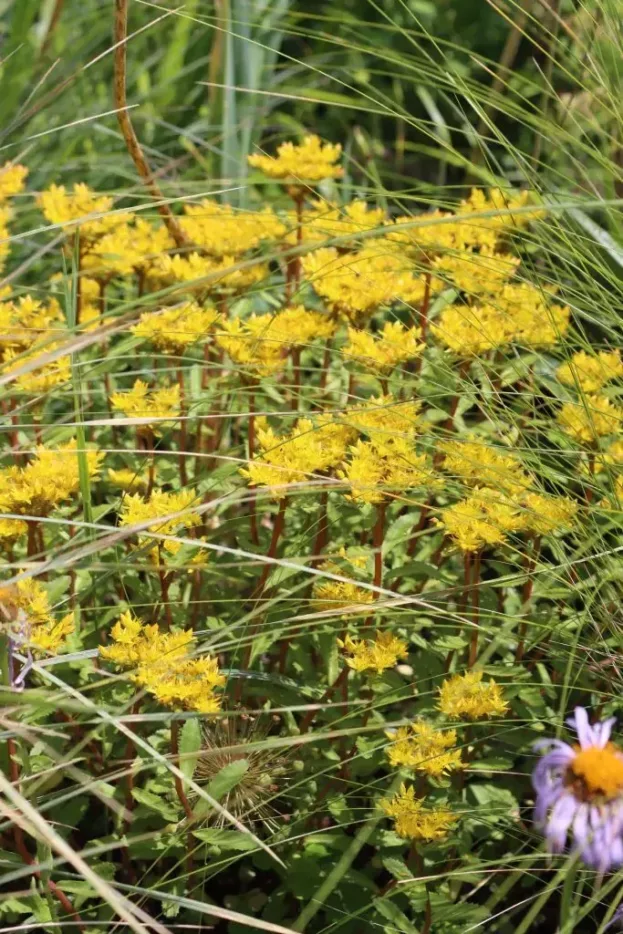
(2, 340, 71, 395)
(0, 578, 74, 656)
(345, 320, 424, 373)
(439, 440, 532, 496)
(0, 294, 64, 356)
(342, 394, 421, 442)
(248, 134, 343, 182)
(457, 187, 541, 238)
(120, 489, 201, 559)
(380, 783, 458, 841)
(0, 518, 28, 541)
(386, 721, 463, 776)
(242, 415, 356, 495)
(435, 489, 523, 552)
(37, 183, 132, 240)
(438, 670, 508, 720)
(432, 246, 520, 297)
(258, 305, 336, 348)
(558, 395, 623, 444)
(557, 350, 623, 395)
(386, 209, 461, 255)
(83, 219, 174, 277)
(338, 631, 408, 674)
(180, 199, 286, 256)
(302, 243, 429, 321)
(499, 282, 570, 348)
(520, 491, 578, 536)
(132, 301, 220, 354)
(216, 316, 286, 376)
(156, 252, 269, 295)
(107, 467, 150, 492)
(339, 436, 437, 505)
(0, 440, 102, 517)
(0, 162, 28, 202)
(431, 302, 511, 356)
(312, 551, 374, 616)
(100, 611, 224, 713)
(110, 379, 180, 435)
(285, 199, 386, 247)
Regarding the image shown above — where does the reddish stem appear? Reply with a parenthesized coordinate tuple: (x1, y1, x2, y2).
(467, 550, 481, 668)
(364, 502, 386, 630)
(516, 535, 542, 662)
(247, 384, 259, 546)
(291, 346, 301, 411)
(419, 271, 432, 342)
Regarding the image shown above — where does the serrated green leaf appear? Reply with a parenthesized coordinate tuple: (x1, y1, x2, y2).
(179, 719, 202, 783)
(192, 828, 257, 851)
(131, 787, 180, 822)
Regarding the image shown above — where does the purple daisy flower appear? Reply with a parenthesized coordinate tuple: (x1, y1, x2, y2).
(532, 707, 623, 872)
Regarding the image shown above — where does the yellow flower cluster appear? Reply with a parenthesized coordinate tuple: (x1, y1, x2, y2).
(439, 440, 532, 495)
(340, 436, 437, 505)
(557, 349, 623, 394)
(216, 317, 285, 376)
(302, 243, 429, 321)
(312, 552, 375, 615)
(337, 631, 408, 674)
(120, 489, 202, 559)
(38, 183, 132, 241)
(0, 162, 28, 202)
(156, 252, 269, 296)
(342, 394, 421, 440)
(83, 219, 174, 278)
(107, 467, 150, 492)
(520, 491, 578, 536)
(132, 301, 220, 354)
(257, 305, 336, 348)
(110, 379, 180, 434)
(0, 441, 102, 517)
(558, 395, 623, 444)
(433, 247, 520, 296)
(0, 579, 74, 656)
(380, 783, 458, 841)
(436, 489, 524, 552)
(180, 199, 286, 256)
(242, 415, 356, 494)
(288, 199, 386, 247)
(248, 134, 343, 182)
(438, 671, 508, 720)
(100, 611, 224, 713)
(2, 342, 71, 395)
(345, 321, 424, 373)
(386, 721, 463, 776)
(0, 295, 63, 357)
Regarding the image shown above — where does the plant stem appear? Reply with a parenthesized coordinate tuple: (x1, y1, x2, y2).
(467, 550, 481, 668)
(177, 367, 188, 487)
(364, 501, 386, 630)
(291, 346, 301, 410)
(247, 382, 259, 546)
(516, 535, 542, 662)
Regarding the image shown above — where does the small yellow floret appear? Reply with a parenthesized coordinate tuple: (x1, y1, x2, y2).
(180, 199, 286, 256)
(345, 321, 424, 373)
(435, 489, 523, 552)
(0, 440, 102, 517)
(120, 489, 201, 559)
(438, 670, 508, 720)
(248, 135, 343, 182)
(37, 183, 132, 240)
(0, 578, 74, 656)
(558, 395, 623, 444)
(132, 302, 220, 354)
(557, 350, 623, 395)
(337, 631, 408, 674)
(439, 440, 532, 496)
(110, 379, 180, 435)
(339, 436, 437, 505)
(0, 162, 28, 201)
(386, 721, 463, 776)
(380, 783, 458, 841)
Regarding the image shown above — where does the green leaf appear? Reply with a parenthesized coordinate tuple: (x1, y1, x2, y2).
(131, 788, 180, 822)
(374, 897, 420, 934)
(179, 719, 202, 783)
(192, 828, 257, 852)
(206, 758, 249, 802)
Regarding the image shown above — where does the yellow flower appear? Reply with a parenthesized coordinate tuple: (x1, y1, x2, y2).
(520, 492, 578, 536)
(100, 611, 224, 713)
(180, 199, 286, 256)
(132, 301, 220, 354)
(258, 305, 336, 348)
(285, 199, 386, 247)
(557, 350, 623, 394)
(0, 578, 74, 656)
(438, 670, 508, 720)
(380, 783, 458, 841)
(431, 302, 510, 356)
(216, 316, 286, 376)
(0, 162, 28, 201)
(120, 488, 202, 558)
(594, 438, 623, 474)
(435, 489, 523, 552)
(0, 440, 102, 517)
(457, 188, 541, 240)
(339, 436, 437, 505)
(110, 379, 180, 434)
(386, 721, 463, 776)
(432, 247, 520, 296)
(242, 415, 356, 494)
(342, 394, 421, 442)
(155, 252, 269, 295)
(2, 339, 71, 394)
(386, 209, 461, 255)
(0, 518, 28, 541)
(499, 282, 570, 348)
(312, 552, 375, 616)
(558, 395, 623, 444)
(83, 219, 175, 277)
(337, 631, 408, 674)
(107, 467, 150, 492)
(0, 294, 64, 356)
(248, 135, 343, 182)
(439, 440, 532, 496)
(344, 321, 424, 373)
(37, 183, 132, 240)
(302, 243, 430, 321)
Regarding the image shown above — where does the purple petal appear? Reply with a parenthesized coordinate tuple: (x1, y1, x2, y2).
(569, 707, 594, 748)
(593, 717, 617, 748)
(546, 793, 577, 851)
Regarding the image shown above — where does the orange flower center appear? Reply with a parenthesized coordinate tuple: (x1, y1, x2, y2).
(568, 743, 623, 800)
